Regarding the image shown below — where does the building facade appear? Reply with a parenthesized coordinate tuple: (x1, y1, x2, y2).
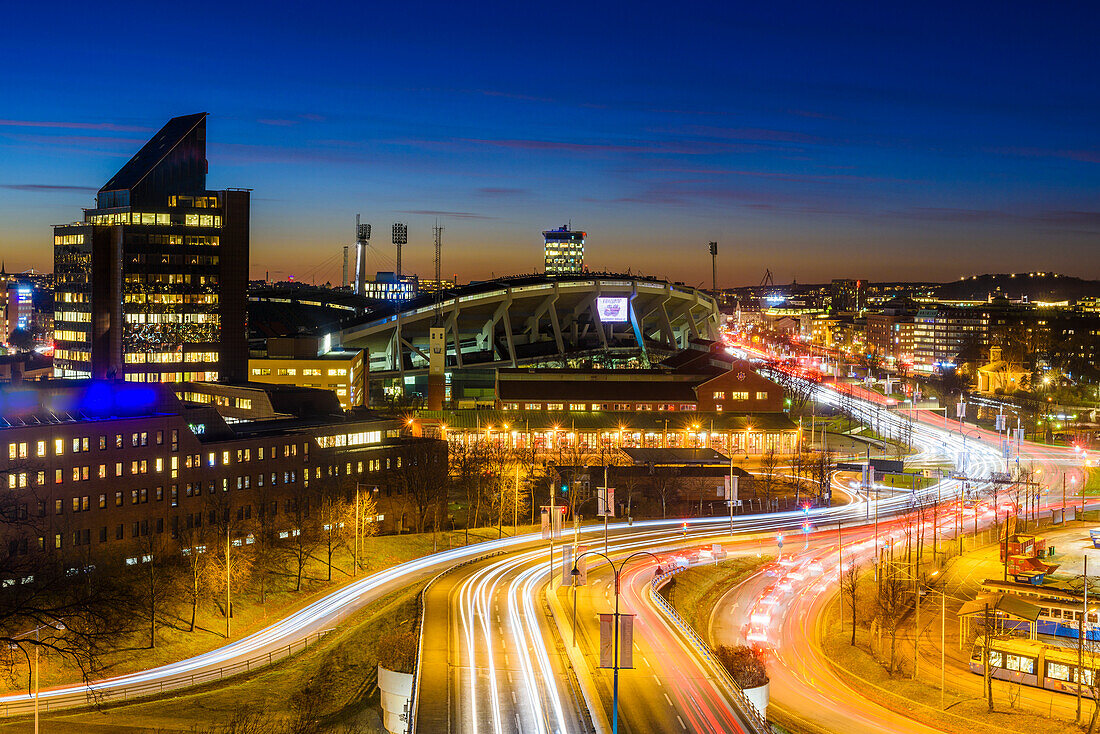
(0, 266, 33, 344)
(53, 113, 249, 383)
(0, 381, 447, 566)
(543, 226, 585, 275)
(495, 364, 784, 414)
(248, 336, 367, 409)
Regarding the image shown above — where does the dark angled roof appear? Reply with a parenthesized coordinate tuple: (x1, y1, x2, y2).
(497, 376, 698, 402)
(415, 409, 796, 432)
(100, 113, 207, 198)
(620, 447, 731, 465)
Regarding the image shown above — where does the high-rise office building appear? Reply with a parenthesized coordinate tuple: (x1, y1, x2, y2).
(53, 113, 249, 383)
(0, 265, 33, 343)
(543, 226, 585, 275)
(829, 278, 865, 313)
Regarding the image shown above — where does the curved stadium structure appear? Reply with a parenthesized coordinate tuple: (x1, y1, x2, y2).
(337, 274, 722, 379)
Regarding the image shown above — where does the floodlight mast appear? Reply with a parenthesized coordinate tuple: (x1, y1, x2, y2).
(354, 214, 371, 296)
(392, 222, 408, 277)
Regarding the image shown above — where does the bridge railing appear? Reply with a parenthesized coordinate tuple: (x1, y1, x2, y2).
(0, 629, 331, 719)
(649, 568, 772, 734)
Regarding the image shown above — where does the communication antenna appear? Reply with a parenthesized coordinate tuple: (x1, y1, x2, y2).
(433, 221, 444, 321)
(392, 223, 408, 278)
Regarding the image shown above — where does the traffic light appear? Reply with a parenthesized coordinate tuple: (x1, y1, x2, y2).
(561, 484, 568, 495)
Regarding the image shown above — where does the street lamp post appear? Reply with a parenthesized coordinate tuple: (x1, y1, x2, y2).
(572, 549, 662, 734)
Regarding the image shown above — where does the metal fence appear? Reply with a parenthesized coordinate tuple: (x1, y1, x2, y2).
(1, 629, 331, 718)
(650, 569, 772, 734)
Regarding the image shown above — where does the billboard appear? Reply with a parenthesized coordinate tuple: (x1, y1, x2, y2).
(596, 296, 629, 323)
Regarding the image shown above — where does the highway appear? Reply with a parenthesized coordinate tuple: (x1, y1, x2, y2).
(5, 349, 1088, 734)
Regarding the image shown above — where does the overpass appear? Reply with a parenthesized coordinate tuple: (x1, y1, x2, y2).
(338, 274, 721, 378)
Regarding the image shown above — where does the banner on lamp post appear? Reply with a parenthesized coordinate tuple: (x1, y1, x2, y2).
(599, 614, 615, 668)
(598, 487, 616, 517)
(575, 545, 588, 585)
(561, 544, 574, 586)
(619, 614, 635, 669)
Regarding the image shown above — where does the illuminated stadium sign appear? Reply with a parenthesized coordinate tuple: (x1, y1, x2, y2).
(596, 296, 629, 323)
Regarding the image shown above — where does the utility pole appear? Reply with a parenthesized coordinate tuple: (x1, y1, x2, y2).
(354, 485, 361, 573)
(226, 524, 231, 639)
(1078, 554, 1088, 723)
(708, 241, 718, 293)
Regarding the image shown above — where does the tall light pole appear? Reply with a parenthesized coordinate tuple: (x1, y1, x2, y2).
(573, 549, 661, 734)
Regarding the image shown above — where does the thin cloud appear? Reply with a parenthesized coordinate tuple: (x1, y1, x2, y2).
(257, 119, 299, 127)
(396, 209, 496, 220)
(0, 119, 151, 133)
(477, 187, 527, 196)
(0, 184, 98, 193)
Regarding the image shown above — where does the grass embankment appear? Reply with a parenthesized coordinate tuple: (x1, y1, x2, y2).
(1081, 467, 1100, 496)
(0, 583, 424, 734)
(16, 524, 535, 693)
(657, 555, 770, 639)
(881, 472, 937, 491)
(819, 614, 1086, 734)
(818, 558, 1093, 734)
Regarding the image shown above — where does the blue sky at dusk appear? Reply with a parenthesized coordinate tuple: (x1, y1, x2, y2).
(1, 2, 1098, 285)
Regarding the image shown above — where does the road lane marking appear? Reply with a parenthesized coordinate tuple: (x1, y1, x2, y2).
(677, 715, 687, 729)
(664, 693, 673, 707)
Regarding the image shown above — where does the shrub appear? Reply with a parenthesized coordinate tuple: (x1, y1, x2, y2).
(714, 644, 768, 688)
(376, 624, 418, 674)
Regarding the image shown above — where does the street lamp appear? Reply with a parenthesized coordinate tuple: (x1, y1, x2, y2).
(572, 549, 662, 734)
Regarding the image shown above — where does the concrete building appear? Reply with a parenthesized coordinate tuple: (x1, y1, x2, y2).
(248, 336, 367, 409)
(543, 226, 585, 275)
(0, 269, 33, 343)
(0, 381, 447, 564)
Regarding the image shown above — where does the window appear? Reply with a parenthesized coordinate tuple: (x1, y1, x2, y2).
(713, 391, 725, 400)
(569, 403, 587, 411)
(547, 403, 564, 411)
(730, 391, 749, 400)
(36, 441, 46, 457)
(98, 494, 106, 509)
(54, 499, 63, 515)
(756, 392, 768, 400)
(115, 491, 123, 507)
(54, 438, 64, 455)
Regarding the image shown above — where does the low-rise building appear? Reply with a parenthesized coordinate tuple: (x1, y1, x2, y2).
(0, 380, 446, 566)
(248, 336, 366, 409)
(494, 362, 784, 414)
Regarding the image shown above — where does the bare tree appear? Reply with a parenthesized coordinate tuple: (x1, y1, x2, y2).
(758, 446, 781, 506)
(0, 479, 132, 685)
(876, 558, 908, 675)
(393, 440, 449, 533)
(176, 524, 212, 633)
(133, 532, 176, 648)
(651, 468, 681, 519)
(279, 483, 321, 593)
(842, 559, 859, 646)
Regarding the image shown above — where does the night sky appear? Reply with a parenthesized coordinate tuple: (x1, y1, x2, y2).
(2, 2, 1098, 285)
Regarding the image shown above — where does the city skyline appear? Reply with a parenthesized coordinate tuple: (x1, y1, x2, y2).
(2, 2, 1099, 285)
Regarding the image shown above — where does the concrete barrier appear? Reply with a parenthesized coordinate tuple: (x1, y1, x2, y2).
(379, 664, 414, 734)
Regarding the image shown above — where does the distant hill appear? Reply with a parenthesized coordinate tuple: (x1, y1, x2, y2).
(933, 273, 1100, 302)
